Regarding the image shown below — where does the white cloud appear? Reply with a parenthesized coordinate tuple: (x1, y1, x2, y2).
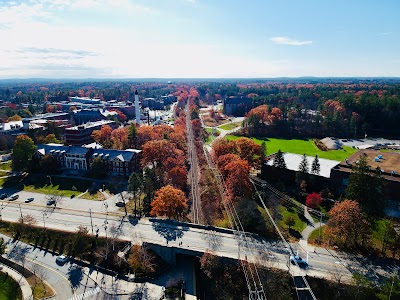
(270, 36, 312, 46)
(377, 32, 392, 36)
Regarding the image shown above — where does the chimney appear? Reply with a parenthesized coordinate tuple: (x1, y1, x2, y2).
(134, 90, 140, 125)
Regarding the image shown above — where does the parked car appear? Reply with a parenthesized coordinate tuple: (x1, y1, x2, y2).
(290, 254, 309, 269)
(0, 193, 7, 200)
(8, 194, 19, 201)
(56, 254, 68, 264)
(46, 199, 55, 206)
(115, 201, 125, 207)
(25, 197, 34, 203)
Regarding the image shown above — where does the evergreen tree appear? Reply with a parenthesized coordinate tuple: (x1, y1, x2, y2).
(128, 123, 137, 148)
(311, 155, 320, 175)
(298, 154, 309, 174)
(296, 154, 309, 186)
(260, 141, 267, 163)
(273, 149, 286, 169)
(128, 172, 143, 217)
(346, 154, 386, 217)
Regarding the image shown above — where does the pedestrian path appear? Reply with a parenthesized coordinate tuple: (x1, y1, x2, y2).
(0, 261, 33, 300)
(67, 286, 101, 300)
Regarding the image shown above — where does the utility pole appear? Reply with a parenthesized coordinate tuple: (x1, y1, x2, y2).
(43, 212, 46, 230)
(0, 203, 4, 221)
(89, 208, 94, 234)
(318, 212, 323, 244)
(18, 204, 23, 223)
(120, 193, 128, 217)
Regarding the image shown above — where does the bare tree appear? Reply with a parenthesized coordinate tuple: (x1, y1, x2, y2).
(45, 193, 63, 208)
(18, 214, 38, 227)
(37, 265, 49, 294)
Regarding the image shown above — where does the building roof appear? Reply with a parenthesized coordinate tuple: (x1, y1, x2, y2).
(224, 96, 253, 105)
(266, 152, 339, 178)
(66, 120, 115, 131)
(91, 148, 141, 162)
(0, 121, 23, 132)
(36, 144, 89, 156)
(337, 149, 400, 176)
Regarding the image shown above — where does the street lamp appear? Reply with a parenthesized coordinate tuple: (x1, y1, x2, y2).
(47, 175, 52, 186)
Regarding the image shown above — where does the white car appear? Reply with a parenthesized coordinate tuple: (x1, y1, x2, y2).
(290, 254, 309, 269)
(56, 254, 68, 264)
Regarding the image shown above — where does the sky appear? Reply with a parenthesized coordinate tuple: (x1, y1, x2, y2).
(0, 0, 399, 79)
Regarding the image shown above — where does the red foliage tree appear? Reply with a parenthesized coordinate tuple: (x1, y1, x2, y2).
(306, 193, 322, 208)
(91, 125, 113, 148)
(224, 159, 251, 200)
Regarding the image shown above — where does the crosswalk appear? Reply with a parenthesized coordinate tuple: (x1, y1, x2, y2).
(67, 286, 101, 300)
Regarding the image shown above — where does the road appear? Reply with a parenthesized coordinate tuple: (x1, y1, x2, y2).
(1, 233, 99, 300)
(2, 198, 398, 284)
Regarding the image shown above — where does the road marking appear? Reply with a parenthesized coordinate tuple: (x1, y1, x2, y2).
(67, 286, 101, 300)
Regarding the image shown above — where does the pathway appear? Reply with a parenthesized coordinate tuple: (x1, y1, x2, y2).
(0, 261, 33, 300)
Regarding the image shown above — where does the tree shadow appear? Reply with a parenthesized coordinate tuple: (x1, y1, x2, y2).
(68, 265, 84, 289)
(151, 222, 189, 241)
(201, 231, 222, 251)
(288, 228, 302, 239)
(6, 243, 31, 261)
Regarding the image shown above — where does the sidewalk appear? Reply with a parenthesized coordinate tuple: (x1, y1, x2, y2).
(0, 261, 33, 300)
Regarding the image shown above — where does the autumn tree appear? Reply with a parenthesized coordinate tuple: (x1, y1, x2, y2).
(44, 134, 60, 144)
(306, 193, 322, 208)
(167, 166, 187, 191)
(7, 114, 22, 122)
(12, 135, 36, 171)
(111, 127, 128, 149)
(346, 153, 386, 217)
(128, 244, 156, 274)
(326, 200, 370, 248)
(217, 153, 241, 177)
(136, 125, 156, 148)
(150, 185, 188, 220)
(234, 137, 262, 167)
(211, 138, 236, 159)
(224, 159, 252, 199)
(91, 125, 113, 148)
(273, 150, 286, 169)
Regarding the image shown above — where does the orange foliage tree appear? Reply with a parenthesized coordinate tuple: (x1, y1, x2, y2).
(91, 125, 113, 148)
(326, 200, 370, 247)
(167, 166, 188, 191)
(234, 137, 262, 167)
(111, 127, 128, 150)
(150, 185, 188, 220)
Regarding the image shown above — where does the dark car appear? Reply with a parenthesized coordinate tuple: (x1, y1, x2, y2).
(46, 199, 55, 206)
(115, 201, 125, 207)
(0, 193, 7, 200)
(25, 197, 34, 203)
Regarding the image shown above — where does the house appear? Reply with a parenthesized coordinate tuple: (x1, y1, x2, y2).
(69, 96, 101, 105)
(223, 96, 253, 116)
(330, 149, 400, 216)
(89, 148, 142, 176)
(65, 120, 116, 146)
(34, 144, 142, 175)
(0, 121, 23, 135)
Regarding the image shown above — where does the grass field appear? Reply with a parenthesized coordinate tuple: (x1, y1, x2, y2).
(226, 135, 357, 161)
(0, 271, 22, 300)
(278, 206, 307, 240)
(205, 128, 221, 144)
(0, 161, 12, 171)
(218, 122, 241, 130)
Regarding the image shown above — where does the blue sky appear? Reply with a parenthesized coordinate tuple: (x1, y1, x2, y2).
(0, 0, 399, 78)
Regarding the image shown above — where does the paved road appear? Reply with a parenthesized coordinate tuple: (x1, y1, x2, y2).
(2, 193, 399, 286)
(1, 233, 98, 300)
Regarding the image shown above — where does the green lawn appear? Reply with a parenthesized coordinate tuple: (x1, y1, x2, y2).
(278, 205, 307, 240)
(205, 128, 221, 144)
(0, 161, 12, 171)
(218, 122, 241, 130)
(22, 175, 94, 197)
(0, 271, 22, 300)
(226, 136, 357, 161)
